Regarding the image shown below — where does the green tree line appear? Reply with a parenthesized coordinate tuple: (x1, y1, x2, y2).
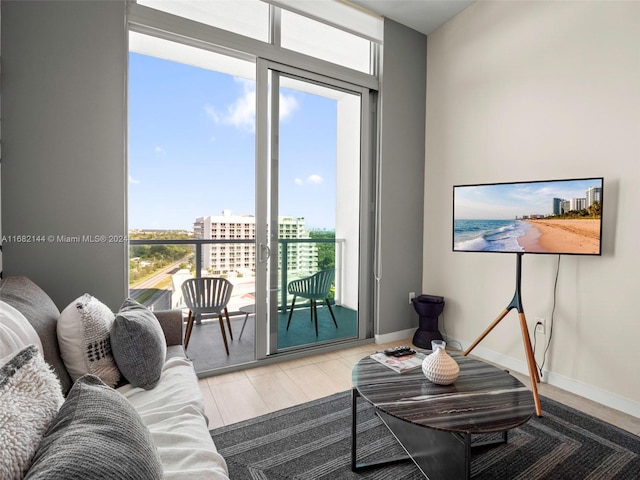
(129, 231, 193, 284)
(310, 230, 335, 271)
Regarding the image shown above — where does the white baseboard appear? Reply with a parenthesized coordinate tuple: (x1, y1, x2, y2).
(375, 328, 415, 345)
(376, 330, 640, 419)
(450, 336, 640, 419)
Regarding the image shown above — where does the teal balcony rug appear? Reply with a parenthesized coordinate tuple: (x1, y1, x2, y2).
(210, 390, 640, 479)
(187, 305, 358, 374)
(277, 304, 358, 349)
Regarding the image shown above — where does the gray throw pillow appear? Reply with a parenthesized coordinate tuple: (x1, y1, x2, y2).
(110, 298, 166, 390)
(25, 374, 163, 480)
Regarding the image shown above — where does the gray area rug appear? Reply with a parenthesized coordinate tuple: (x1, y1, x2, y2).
(210, 391, 640, 479)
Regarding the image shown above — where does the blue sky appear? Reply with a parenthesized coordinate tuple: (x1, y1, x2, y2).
(454, 179, 602, 220)
(128, 53, 337, 231)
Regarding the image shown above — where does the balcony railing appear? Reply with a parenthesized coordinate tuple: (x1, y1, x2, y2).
(129, 238, 342, 311)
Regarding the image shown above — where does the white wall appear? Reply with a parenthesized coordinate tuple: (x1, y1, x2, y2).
(336, 93, 361, 310)
(424, 1, 640, 415)
(1, 0, 128, 310)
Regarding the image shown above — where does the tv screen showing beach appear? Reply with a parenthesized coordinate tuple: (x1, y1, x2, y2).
(453, 178, 603, 255)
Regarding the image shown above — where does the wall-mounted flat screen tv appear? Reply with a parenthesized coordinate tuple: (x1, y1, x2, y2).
(453, 177, 603, 255)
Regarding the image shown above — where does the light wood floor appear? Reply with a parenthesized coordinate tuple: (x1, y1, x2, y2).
(198, 339, 640, 435)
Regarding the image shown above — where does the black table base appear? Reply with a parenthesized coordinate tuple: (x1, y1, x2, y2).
(351, 387, 508, 478)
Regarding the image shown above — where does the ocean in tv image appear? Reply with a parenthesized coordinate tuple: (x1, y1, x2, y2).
(453, 178, 603, 255)
(454, 219, 530, 252)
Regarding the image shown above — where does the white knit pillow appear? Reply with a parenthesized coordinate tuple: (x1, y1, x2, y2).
(57, 294, 120, 387)
(0, 300, 43, 359)
(0, 345, 64, 480)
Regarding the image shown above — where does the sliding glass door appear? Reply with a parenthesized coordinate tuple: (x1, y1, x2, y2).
(255, 62, 368, 355)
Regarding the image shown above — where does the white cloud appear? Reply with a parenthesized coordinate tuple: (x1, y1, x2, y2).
(295, 174, 324, 186)
(129, 175, 140, 185)
(205, 77, 299, 133)
(154, 146, 166, 154)
(204, 105, 221, 123)
(279, 94, 298, 120)
(228, 86, 256, 130)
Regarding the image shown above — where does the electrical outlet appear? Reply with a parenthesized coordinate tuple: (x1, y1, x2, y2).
(535, 317, 546, 335)
(409, 292, 416, 304)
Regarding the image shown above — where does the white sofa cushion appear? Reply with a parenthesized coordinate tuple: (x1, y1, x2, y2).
(0, 300, 43, 358)
(117, 357, 229, 480)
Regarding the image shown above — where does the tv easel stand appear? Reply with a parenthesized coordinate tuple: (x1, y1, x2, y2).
(463, 253, 542, 417)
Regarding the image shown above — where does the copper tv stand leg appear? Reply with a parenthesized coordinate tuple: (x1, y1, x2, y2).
(463, 254, 543, 417)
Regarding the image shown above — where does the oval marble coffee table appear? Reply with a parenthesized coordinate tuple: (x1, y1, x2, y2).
(351, 351, 535, 479)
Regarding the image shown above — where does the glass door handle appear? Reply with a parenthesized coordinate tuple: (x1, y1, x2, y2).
(258, 243, 271, 262)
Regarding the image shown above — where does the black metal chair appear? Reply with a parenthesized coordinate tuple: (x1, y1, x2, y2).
(286, 269, 337, 336)
(181, 277, 234, 355)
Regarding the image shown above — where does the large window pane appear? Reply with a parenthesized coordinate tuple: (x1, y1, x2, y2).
(129, 36, 258, 373)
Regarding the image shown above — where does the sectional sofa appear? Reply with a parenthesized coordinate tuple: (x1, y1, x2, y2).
(0, 275, 229, 479)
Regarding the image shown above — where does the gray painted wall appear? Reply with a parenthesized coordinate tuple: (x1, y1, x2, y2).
(376, 19, 426, 336)
(0, 3, 427, 332)
(1, 0, 127, 310)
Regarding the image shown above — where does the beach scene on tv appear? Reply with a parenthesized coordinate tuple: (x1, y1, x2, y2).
(453, 179, 603, 255)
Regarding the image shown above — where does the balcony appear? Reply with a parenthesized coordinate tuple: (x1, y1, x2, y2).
(129, 238, 358, 374)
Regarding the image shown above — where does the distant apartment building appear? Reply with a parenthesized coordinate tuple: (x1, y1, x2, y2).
(553, 198, 585, 215)
(194, 211, 256, 275)
(586, 186, 602, 207)
(570, 197, 587, 211)
(552, 197, 564, 215)
(194, 211, 318, 276)
(567, 185, 601, 212)
(278, 216, 318, 275)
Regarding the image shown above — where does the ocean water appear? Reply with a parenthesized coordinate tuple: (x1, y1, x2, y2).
(453, 219, 530, 252)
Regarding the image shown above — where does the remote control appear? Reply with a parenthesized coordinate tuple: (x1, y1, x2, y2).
(383, 346, 416, 357)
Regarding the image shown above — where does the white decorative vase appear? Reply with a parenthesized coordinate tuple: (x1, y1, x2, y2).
(421, 341, 460, 385)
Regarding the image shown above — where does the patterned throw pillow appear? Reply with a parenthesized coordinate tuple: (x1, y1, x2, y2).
(57, 294, 120, 387)
(0, 345, 64, 480)
(25, 374, 163, 480)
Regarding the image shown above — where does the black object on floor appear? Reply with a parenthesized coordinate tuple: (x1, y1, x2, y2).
(411, 294, 444, 348)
